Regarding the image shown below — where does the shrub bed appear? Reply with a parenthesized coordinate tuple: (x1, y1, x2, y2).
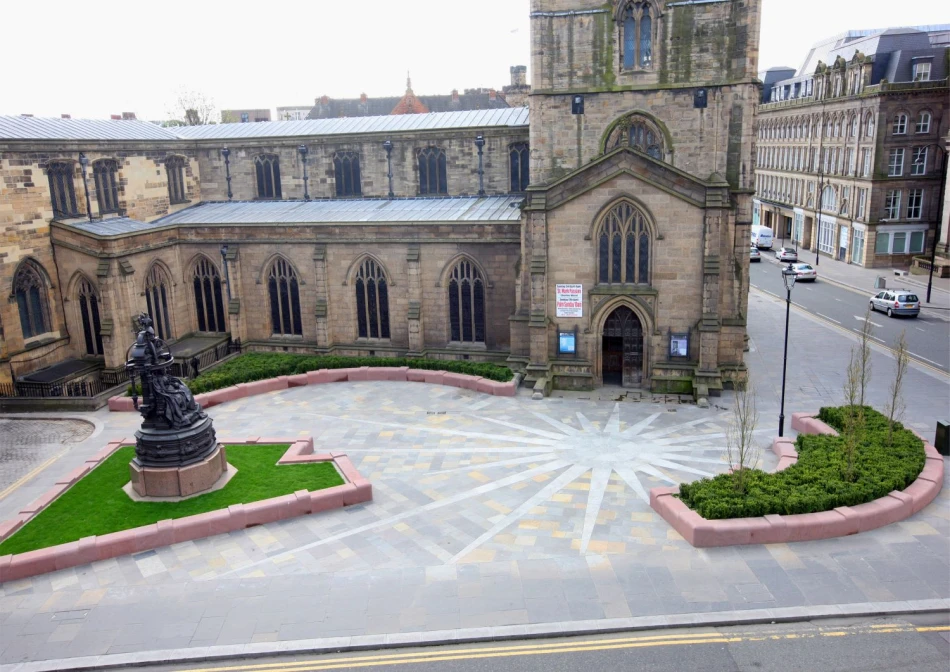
(678, 406, 926, 520)
(128, 352, 514, 396)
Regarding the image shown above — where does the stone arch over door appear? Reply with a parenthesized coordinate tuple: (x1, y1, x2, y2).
(590, 296, 653, 388)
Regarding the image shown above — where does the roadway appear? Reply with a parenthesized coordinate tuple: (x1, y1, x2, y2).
(750, 251, 950, 374)
(152, 614, 950, 672)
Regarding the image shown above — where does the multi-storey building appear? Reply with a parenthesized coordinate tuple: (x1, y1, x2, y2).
(0, 0, 759, 406)
(754, 26, 948, 268)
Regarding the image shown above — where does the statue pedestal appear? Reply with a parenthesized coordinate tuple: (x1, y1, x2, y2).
(130, 445, 229, 498)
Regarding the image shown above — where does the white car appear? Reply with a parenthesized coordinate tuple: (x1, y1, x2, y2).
(785, 262, 817, 282)
(776, 247, 798, 263)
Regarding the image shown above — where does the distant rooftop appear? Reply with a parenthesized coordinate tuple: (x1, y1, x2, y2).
(0, 115, 179, 141)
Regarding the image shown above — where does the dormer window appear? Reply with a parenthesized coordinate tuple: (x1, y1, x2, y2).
(621, 2, 653, 70)
(913, 61, 931, 82)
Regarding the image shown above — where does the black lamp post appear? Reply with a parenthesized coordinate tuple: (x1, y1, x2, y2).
(220, 244, 232, 302)
(78, 152, 92, 221)
(221, 148, 233, 200)
(298, 145, 310, 200)
(383, 139, 394, 199)
(475, 134, 486, 197)
(778, 262, 797, 437)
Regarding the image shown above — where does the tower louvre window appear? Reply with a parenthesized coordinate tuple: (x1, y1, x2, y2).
(621, 2, 653, 70)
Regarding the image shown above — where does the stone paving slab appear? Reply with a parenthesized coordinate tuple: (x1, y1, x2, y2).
(0, 291, 947, 666)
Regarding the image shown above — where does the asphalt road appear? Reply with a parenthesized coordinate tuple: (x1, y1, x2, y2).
(156, 614, 950, 672)
(750, 254, 950, 374)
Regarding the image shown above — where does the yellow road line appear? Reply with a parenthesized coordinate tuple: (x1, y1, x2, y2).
(175, 625, 950, 672)
(0, 448, 69, 502)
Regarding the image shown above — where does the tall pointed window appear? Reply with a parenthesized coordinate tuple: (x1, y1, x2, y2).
(47, 161, 79, 218)
(354, 259, 390, 339)
(267, 258, 302, 336)
(77, 277, 103, 356)
(622, 2, 653, 69)
(14, 259, 51, 339)
(418, 147, 447, 195)
(333, 151, 362, 196)
(93, 159, 120, 215)
(509, 143, 530, 192)
(255, 154, 282, 199)
(597, 201, 651, 285)
(193, 257, 226, 333)
(448, 259, 485, 343)
(145, 264, 173, 341)
(166, 156, 187, 204)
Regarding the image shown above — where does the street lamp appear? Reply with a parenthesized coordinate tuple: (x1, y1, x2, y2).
(383, 139, 394, 199)
(778, 262, 797, 437)
(220, 148, 233, 200)
(78, 152, 93, 221)
(475, 134, 486, 197)
(298, 145, 310, 201)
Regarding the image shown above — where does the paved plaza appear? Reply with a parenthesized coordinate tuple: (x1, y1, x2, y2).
(0, 289, 948, 668)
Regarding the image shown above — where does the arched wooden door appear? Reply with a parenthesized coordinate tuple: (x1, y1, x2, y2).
(602, 306, 644, 387)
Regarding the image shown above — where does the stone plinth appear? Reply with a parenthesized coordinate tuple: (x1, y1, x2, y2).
(130, 445, 228, 498)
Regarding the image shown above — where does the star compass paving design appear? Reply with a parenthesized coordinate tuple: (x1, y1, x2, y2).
(220, 398, 761, 576)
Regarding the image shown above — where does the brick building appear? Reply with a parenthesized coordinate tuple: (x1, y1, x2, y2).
(753, 26, 949, 270)
(1, 0, 759, 403)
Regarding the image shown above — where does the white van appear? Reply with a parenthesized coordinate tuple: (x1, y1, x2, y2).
(751, 225, 773, 249)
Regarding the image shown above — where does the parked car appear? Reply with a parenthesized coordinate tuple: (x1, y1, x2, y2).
(750, 246, 761, 262)
(870, 289, 920, 318)
(751, 224, 773, 249)
(785, 262, 817, 282)
(776, 247, 798, 263)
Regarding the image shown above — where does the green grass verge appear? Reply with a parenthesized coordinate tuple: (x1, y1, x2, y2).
(0, 445, 344, 556)
(677, 406, 926, 520)
(128, 352, 514, 396)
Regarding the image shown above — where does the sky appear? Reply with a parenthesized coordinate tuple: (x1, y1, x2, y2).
(2, 0, 946, 121)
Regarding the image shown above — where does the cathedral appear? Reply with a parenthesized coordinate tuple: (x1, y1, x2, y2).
(0, 0, 760, 407)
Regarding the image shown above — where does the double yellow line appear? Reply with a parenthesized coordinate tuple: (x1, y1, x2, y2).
(177, 624, 949, 672)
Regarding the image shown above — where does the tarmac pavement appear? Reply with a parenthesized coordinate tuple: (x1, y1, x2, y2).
(0, 288, 947, 672)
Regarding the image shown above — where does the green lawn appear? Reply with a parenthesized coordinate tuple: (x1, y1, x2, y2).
(0, 445, 344, 556)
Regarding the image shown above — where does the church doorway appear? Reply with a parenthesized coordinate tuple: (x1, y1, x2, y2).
(601, 306, 643, 387)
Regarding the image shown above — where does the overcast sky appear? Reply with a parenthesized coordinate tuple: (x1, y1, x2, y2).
(2, 0, 945, 121)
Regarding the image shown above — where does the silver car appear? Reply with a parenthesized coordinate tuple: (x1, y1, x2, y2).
(870, 289, 920, 318)
(786, 262, 817, 282)
(776, 247, 798, 262)
(750, 246, 761, 262)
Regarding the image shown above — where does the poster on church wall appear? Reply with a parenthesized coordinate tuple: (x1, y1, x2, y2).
(555, 284, 583, 318)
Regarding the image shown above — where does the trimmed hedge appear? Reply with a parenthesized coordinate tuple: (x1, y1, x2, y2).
(129, 352, 514, 396)
(678, 406, 926, 520)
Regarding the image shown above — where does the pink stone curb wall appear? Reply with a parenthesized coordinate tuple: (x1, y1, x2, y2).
(650, 411, 945, 547)
(108, 367, 519, 412)
(0, 437, 372, 583)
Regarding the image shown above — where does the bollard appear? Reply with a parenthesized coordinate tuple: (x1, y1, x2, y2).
(936, 421, 949, 457)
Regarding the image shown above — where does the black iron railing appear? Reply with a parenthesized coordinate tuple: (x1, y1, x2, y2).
(169, 339, 241, 379)
(0, 367, 129, 399)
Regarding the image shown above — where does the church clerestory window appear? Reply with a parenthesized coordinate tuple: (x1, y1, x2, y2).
(165, 156, 187, 205)
(597, 201, 651, 285)
(621, 1, 653, 70)
(418, 147, 447, 195)
(255, 154, 282, 199)
(509, 143, 530, 192)
(94, 159, 120, 215)
(47, 161, 79, 218)
(333, 151, 362, 197)
(355, 259, 390, 340)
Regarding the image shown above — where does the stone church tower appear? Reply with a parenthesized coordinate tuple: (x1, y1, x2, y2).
(511, 0, 761, 399)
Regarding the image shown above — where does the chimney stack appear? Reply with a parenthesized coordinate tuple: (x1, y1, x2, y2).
(360, 93, 367, 104)
(488, 89, 497, 102)
(452, 89, 459, 102)
(122, 112, 137, 120)
(510, 65, 527, 87)
(61, 114, 71, 119)
(110, 114, 121, 120)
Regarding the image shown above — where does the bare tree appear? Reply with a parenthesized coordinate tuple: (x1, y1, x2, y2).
(856, 305, 873, 407)
(841, 347, 863, 481)
(725, 380, 760, 493)
(167, 89, 217, 126)
(885, 330, 909, 446)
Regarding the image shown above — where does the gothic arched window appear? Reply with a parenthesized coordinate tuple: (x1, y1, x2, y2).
(333, 151, 362, 197)
(597, 201, 651, 285)
(448, 259, 485, 343)
(145, 264, 173, 341)
(93, 159, 120, 215)
(255, 154, 282, 199)
(14, 259, 51, 339)
(47, 161, 79, 218)
(77, 277, 103, 356)
(418, 147, 447, 195)
(621, 1, 653, 69)
(193, 257, 226, 333)
(509, 143, 530, 192)
(267, 258, 302, 336)
(354, 258, 390, 339)
(166, 156, 187, 204)
(605, 115, 665, 160)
